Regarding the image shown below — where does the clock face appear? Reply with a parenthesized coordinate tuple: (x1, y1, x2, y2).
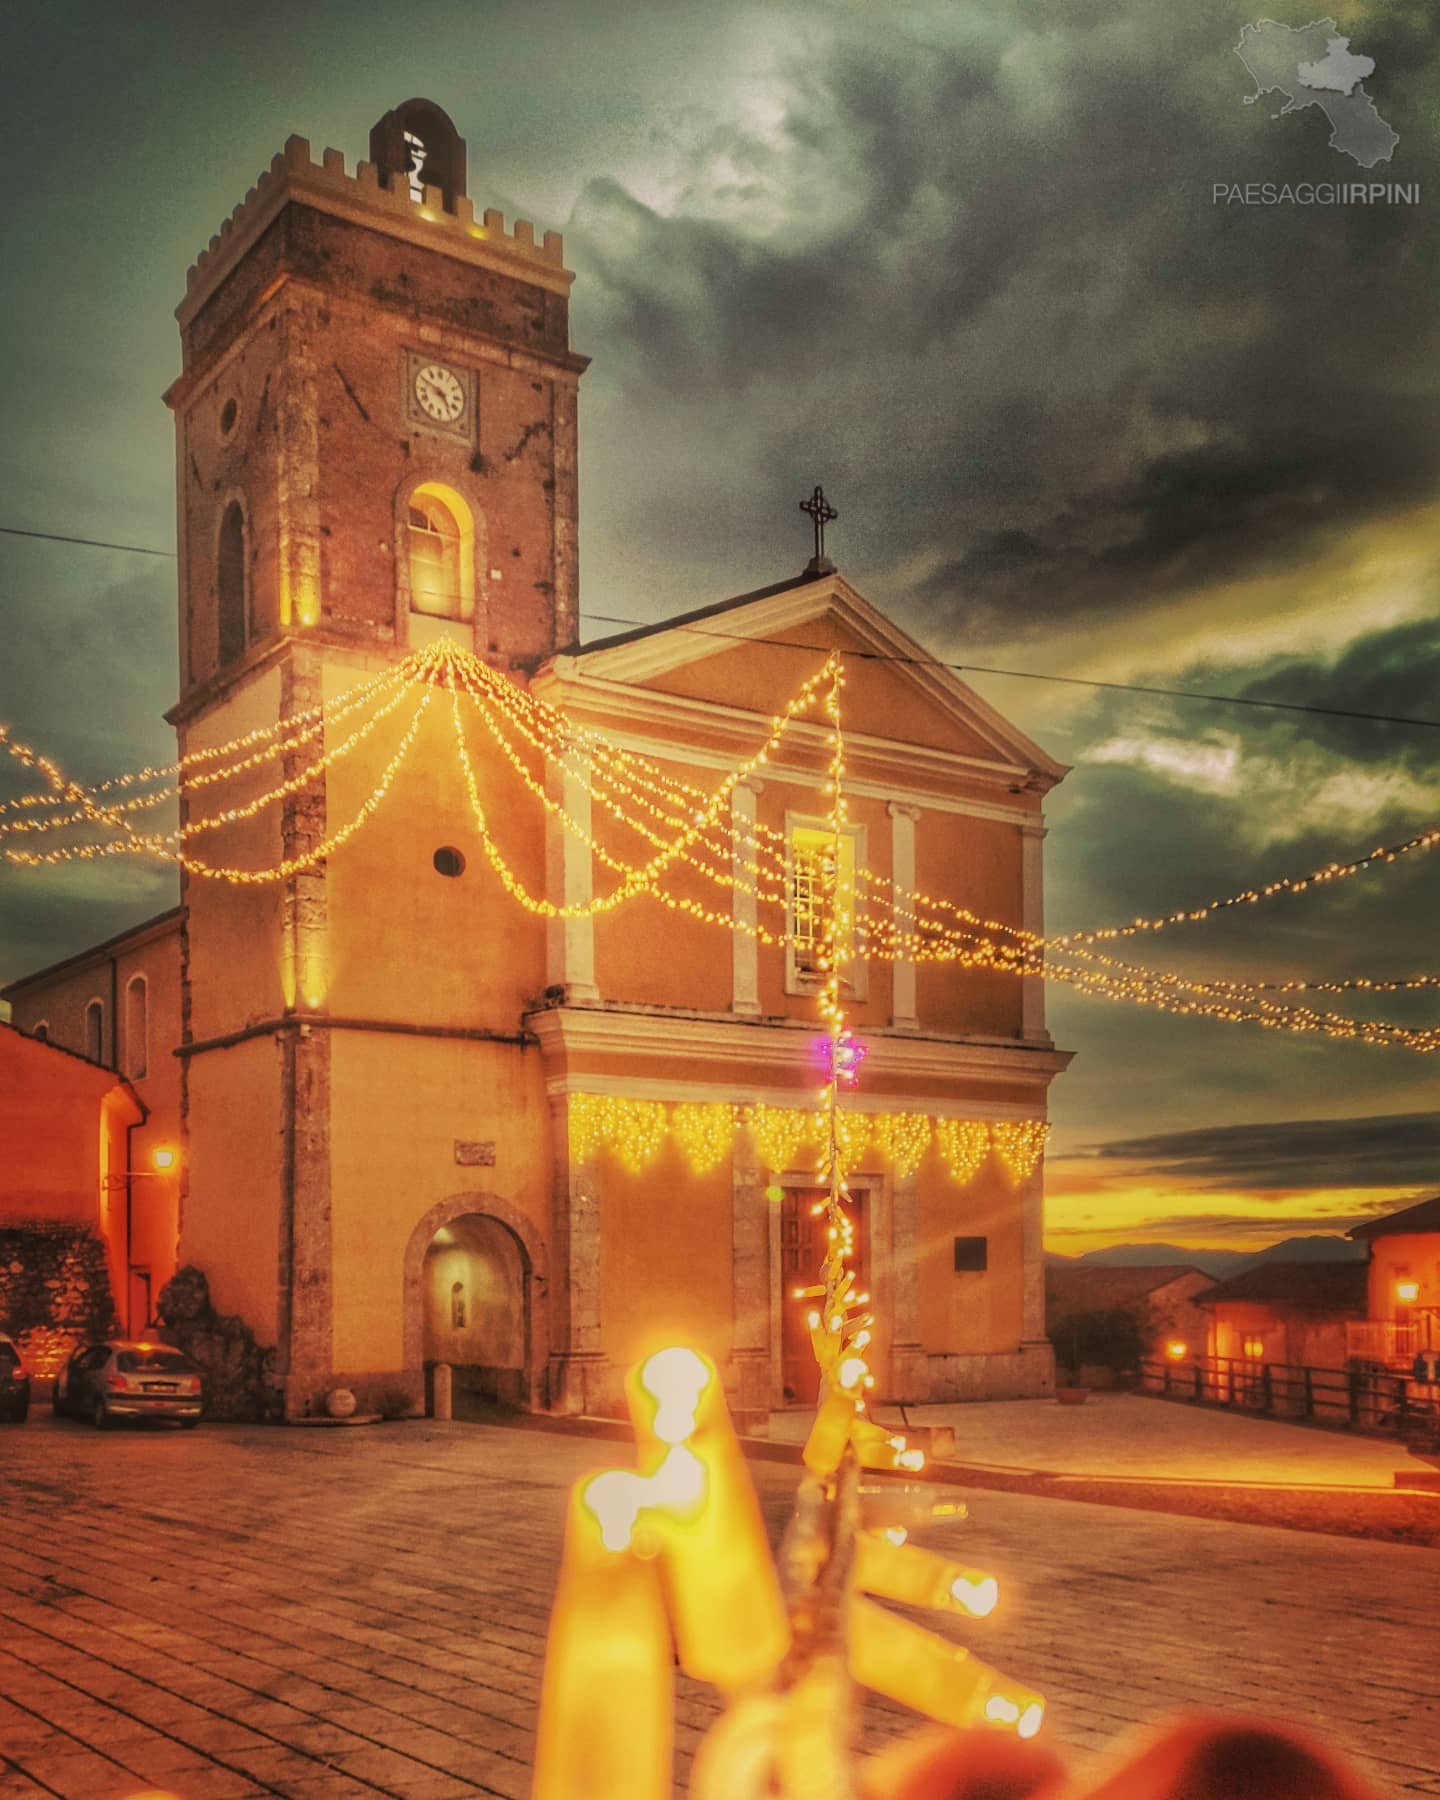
(414, 363, 466, 424)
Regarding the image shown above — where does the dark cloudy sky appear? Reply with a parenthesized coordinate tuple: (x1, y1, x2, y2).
(2, 0, 1436, 1249)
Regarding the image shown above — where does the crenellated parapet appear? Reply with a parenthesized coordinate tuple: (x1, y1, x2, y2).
(178, 131, 572, 327)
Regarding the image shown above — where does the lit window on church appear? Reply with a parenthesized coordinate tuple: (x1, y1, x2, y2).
(407, 484, 475, 621)
(788, 823, 857, 981)
(217, 501, 247, 664)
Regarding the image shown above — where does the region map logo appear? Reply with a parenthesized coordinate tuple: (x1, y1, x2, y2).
(1236, 17, 1397, 166)
(1214, 17, 1416, 205)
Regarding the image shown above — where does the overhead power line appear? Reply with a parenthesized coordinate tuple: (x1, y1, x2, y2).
(0, 525, 176, 559)
(6, 522, 1436, 733)
(578, 613, 1440, 734)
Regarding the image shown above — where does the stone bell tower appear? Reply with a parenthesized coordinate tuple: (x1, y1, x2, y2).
(166, 96, 585, 697)
(163, 102, 582, 1417)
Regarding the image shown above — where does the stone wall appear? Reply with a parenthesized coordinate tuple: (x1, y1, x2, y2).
(0, 1223, 118, 1379)
(156, 1266, 281, 1423)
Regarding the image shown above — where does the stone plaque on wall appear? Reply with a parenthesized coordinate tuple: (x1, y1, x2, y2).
(454, 1140, 497, 1167)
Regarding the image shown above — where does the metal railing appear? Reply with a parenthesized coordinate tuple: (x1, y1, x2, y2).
(1140, 1354, 1440, 1452)
(1347, 1310, 1440, 1363)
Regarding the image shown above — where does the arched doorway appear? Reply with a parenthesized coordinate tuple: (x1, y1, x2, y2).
(403, 1195, 548, 1414)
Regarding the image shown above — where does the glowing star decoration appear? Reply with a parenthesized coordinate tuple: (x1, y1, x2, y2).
(817, 1027, 867, 1086)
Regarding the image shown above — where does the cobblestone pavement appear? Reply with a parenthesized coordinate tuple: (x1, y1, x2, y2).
(1, 1415, 1437, 1799)
(769, 1389, 1437, 1488)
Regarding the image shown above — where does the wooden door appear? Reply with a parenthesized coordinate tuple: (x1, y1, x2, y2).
(779, 1187, 867, 1406)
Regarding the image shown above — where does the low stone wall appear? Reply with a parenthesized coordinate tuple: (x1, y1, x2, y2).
(925, 1342, 1056, 1401)
(0, 1222, 118, 1377)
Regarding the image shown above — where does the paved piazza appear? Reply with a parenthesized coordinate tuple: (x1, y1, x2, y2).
(0, 1416, 1437, 1799)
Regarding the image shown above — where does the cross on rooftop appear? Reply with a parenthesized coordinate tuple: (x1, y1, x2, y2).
(799, 485, 837, 574)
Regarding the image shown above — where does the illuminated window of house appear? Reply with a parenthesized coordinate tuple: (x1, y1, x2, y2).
(126, 976, 148, 1081)
(787, 820, 864, 994)
(217, 501, 248, 664)
(84, 999, 105, 1065)
(1242, 1335, 1264, 1359)
(407, 483, 475, 621)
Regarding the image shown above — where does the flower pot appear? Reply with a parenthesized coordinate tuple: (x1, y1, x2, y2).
(1055, 1386, 1090, 1406)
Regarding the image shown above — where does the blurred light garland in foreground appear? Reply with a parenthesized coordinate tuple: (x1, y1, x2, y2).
(3, 640, 1438, 1052)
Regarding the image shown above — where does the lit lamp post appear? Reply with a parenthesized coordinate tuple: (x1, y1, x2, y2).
(100, 1145, 179, 1334)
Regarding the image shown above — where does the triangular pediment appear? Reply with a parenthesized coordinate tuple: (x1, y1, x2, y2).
(561, 573, 1068, 784)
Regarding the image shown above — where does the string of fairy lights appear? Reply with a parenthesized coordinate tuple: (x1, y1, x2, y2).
(3, 639, 1437, 1053)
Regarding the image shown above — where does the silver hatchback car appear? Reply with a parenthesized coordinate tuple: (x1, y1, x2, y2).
(54, 1340, 204, 1429)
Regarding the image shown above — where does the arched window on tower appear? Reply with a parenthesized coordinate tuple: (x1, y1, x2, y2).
(217, 501, 247, 665)
(84, 999, 105, 1065)
(403, 129, 427, 202)
(126, 975, 148, 1081)
(407, 483, 475, 621)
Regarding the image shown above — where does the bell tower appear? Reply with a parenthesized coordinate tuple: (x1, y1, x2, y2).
(166, 97, 585, 697)
(162, 103, 581, 1417)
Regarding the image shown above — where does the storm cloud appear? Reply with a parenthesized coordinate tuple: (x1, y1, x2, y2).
(1083, 1109, 1440, 1191)
(1, 1, 1435, 1248)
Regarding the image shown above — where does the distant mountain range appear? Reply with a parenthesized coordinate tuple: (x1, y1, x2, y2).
(1044, 1235, 1368, 1281)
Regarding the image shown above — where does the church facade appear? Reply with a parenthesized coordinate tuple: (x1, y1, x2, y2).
(4, 102, 1072, 1421)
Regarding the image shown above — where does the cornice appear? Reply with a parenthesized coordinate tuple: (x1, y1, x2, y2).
(531, 703, 1039, 825)
(524, 1004, 1073, 1094)
(539, 574, 1069, 787)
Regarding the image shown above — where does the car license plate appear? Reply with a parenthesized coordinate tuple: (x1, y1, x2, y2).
(145, 1382, 178, 1393)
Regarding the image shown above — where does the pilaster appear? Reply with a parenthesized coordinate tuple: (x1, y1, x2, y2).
(1020, 1155, 1047, 1344)
(277, 303, 322, 630)
(730, 1119, 771, 1421)
(888, 802, 921, 1031)
(552, 382, 580, 651)
(1020, 820, 1049, 1043)
(545, 1092, 605, 1412)
(545, 752, 598, 1001)
(731, 779, 762, 1017)
(886, 1164, 926, 1401)
(278, 651, 332, 1418)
